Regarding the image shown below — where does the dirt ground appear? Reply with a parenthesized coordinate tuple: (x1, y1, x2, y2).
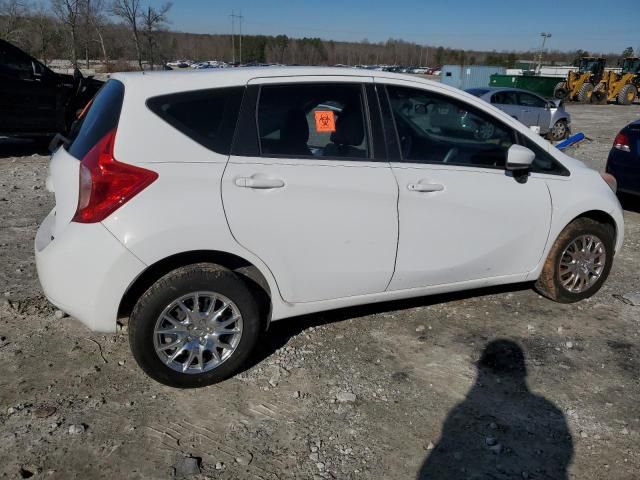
(1, 103, 639, 480)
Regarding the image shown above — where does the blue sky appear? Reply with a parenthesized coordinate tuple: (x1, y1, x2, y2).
(147, 0, 638, 53)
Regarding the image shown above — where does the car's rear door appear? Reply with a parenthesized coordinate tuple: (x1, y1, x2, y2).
(377, 78, 552, 290)
(222, 76, 399, 303)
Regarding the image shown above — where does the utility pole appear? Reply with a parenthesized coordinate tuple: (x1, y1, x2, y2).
(536, 32, 552, 74)
(230, 10, 235, 63)
(231, 10, 243, 64)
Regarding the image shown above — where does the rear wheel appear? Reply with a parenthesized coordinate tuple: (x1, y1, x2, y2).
(129, 263, 262, 388)
(577, 83, 594, 103)
(553, 82, 569, 100)
(535, 218, 614, 303)
(617, 84, 637, 105)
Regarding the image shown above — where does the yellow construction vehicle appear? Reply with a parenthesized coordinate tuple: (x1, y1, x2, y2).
(554, 57, 606, 102)
(592, 57, 639, 105)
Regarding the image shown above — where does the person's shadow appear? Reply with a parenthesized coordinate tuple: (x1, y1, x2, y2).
(418, 339, 573, 480)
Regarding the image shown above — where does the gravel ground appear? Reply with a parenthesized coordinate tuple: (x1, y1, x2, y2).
(1, 103, 639, 480)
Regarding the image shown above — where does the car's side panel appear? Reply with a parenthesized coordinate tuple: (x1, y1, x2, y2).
(100, 162, 284, 306)
(388, 164, 552, 289)
(525, 168, 625, 281)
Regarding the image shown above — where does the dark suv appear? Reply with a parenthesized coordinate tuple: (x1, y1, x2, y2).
(0, 39, 103, 139)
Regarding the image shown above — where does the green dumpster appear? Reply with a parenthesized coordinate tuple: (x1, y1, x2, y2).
(490, 74, 562, 98)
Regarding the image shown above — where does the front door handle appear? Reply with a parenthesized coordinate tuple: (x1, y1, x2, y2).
(407, 183, 444, 193)
(235, 176, 285, 189)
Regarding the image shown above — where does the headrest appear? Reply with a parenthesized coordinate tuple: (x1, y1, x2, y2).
(330, 107, 364, 146)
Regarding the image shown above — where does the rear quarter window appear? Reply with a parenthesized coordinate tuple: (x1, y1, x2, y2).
(146, 86, 244, 155)
(68, 79, 125, 159)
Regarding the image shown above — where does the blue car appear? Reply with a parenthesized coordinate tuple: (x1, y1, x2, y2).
(606, 120, 640, 196)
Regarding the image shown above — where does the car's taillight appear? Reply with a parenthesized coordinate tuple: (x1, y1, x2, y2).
(613, 131, 631, 152)
(72, 129, 158, 223)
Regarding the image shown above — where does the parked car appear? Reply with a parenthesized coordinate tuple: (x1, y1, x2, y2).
(36, 67, 624, 387)
(606, 119, 640, 195)
(0, 39, 103, 139)
(466, 87, 571, 141)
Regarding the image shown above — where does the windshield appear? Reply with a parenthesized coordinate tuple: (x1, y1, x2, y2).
(622, 58, 640, 74)
(579, 59, 600, 73)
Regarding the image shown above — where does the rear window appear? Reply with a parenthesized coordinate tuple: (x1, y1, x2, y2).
(68, 79, 125, 159)
(146, 86, 244, 155)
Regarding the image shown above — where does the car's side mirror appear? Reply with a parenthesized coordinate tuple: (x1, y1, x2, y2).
(32, 61, 43, 81)
(506, 144, 535, 171)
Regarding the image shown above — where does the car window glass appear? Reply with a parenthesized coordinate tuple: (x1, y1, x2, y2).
(519, 135, 569, 175)
(147, 86, 244, 155)
(517, 93, 546, 108)
(0, 42, 33, 79)
(68, 80, 125, 160)
(491, 91, 518, 105)
(387, 85, 515, 168)
(257, 83, 369, 159)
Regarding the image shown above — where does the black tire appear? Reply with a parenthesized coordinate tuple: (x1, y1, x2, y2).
(617, 84, 637, 105)
(535, 218, 615, 303)
(129, 263, 262, 388)
(577, 83, 594, 103)
(553, 82, 569, 100)
(547, 120, 569, 141)
(591, 90, 608, 105)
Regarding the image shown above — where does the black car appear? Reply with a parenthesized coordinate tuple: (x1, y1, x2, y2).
(606, 119, 640, 195)
(0, 39, 103, 139)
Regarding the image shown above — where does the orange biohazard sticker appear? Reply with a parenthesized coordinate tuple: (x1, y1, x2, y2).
(314, 110, 336, 133)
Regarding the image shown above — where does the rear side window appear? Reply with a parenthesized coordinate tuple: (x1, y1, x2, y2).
(147, 86, 244, 155)
(68, 79, 125, 159)
(257, 83, 370, 159)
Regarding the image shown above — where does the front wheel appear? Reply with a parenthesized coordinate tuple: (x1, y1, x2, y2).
(129, 263, 262, 388)
(577, 83, 594, 103)
(547, 120, 569, 141)
(535, 218, 614, 303)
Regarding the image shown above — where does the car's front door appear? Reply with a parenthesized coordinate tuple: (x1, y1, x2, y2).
(0, 40, 58, 134)
(517, 92, 551, 134)
(222, 78, 399, 303)
(378, 80, 552, 290)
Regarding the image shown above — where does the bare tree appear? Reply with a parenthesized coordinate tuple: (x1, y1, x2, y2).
(31, 4, 60, 65)
(0, 0, 28, 44)
(51, 0, 81, 67)
(83, 0, 109, 65)
(140, 1, 170, 69)
(111, 0, 142, 70)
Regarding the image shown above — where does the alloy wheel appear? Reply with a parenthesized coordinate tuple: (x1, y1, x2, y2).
(558, 235, 606, 293)
(153, 291, 243, 374)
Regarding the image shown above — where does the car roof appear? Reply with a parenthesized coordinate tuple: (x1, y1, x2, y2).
(471, 87, 543, 96)
(111, 66, 453, 98)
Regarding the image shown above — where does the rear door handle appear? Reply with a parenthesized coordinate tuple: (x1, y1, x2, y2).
(407, 183, 444, 192)
(235, 176, 285, 189)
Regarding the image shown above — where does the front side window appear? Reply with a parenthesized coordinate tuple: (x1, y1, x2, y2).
(517, 92, 546, 109)
(386, 85, 515, 168)
(257, 83, 370, 159)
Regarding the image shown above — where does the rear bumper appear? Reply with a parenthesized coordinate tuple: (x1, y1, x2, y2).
(35, 209, 146, 332)
(606, 151, 640, 195)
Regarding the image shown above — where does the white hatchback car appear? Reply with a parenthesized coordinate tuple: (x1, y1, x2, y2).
(36, 68, 624, 387)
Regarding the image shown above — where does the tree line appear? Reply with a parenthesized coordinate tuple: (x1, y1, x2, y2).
(0, 0, 634, 71)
